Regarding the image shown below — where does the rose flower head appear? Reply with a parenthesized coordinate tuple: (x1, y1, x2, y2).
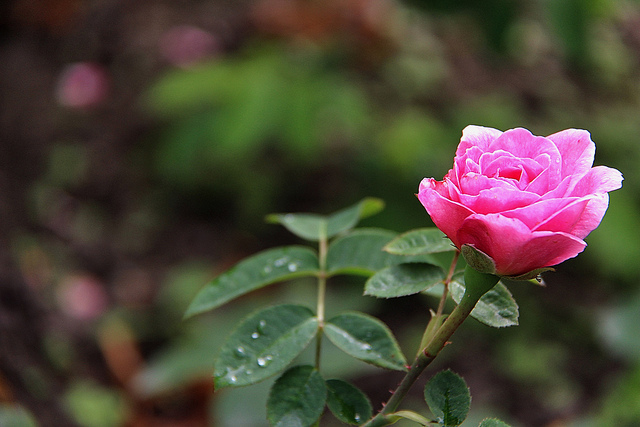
(418, 125, 623, 278)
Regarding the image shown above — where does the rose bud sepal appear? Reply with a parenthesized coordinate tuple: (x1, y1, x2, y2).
(460, 244, 496, 275)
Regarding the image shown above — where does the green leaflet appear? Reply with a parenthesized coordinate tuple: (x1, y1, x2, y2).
(185, 246, 319, 318)
(364, 263, 445, 298)
(265, 197, 384, 241)
(424, 370, 470, 427)
(326, 379, 372, 425)
(450, 276, 519, 328)
(214, 305, 318, 388)
(267, 366, 327, 427)
(384, 228, 456, 256)
(324, 312, 407, 371)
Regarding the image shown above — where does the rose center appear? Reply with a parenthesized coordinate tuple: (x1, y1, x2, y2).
(496, 166, 522, 181)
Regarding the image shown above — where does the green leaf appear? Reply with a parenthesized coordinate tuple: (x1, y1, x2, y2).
(326, 229, 436, 277)
(267, 365, 327, 427)
(387, 410, 431, 426)
(214, 305, 319, 388)
(184, 246, 319, 318)
(424, 370, 470, 427)
(364, 263, 445, 298)
(478, 418, 511, 427)
(324, 312, 407, 371)
(326, 198, 385, 237)
(326, 379, 372, 425)
(384, 228, 455, 256)
(265, 198, 384, 241)
(265, 213, 327, 241)
(450, 277, 519, 328)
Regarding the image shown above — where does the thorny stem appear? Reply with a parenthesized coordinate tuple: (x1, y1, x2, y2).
(363, 258, 498, 427)
(436, 250, 459, 317)
(416, 250, 459, 357)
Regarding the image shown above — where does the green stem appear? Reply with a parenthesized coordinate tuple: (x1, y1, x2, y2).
(363, 265, 499, 427)
(417, 251, 460, 356)
(436, 251, 459, 317)
(315, 222, 328, 370)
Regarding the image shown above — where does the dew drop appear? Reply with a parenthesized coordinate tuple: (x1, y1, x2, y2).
(236, 346, 247, 357)
(362, 343, 372, 351)
(354, 414, 361, 422)
(274, 257, 288, 267)
(228, 375, 237, 383)
(251, 332, 259, 339)
(257, 320, 267, 333)
(263, 265, 272, 275)
(257, 355, 273, 367)
(287, 262, 298, 272)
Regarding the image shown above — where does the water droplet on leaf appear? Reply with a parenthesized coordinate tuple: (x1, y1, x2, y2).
(257, 355, 273, 367)
(251, 332, 259, 339)
(274, 257, 288, 267)
(287, 263, 298, 272)
(257, 320, 267, 333)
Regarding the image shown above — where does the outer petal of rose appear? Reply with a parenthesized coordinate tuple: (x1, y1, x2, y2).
(546, 128, 595, 179)
(457, 214, 587, 276)
(569, 165, 624, 196)
(456, 125, 503, 158)
(561, 166, 622, 238)
(418, 179, 474, 248)
(532, 197, 590, 233)
(569, 193, 610, 239)
(502, 197, 582, 229)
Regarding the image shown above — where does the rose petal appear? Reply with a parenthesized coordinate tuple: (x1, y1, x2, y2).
(456, 125, 503, 158)
(453, 175, 540, 213)
(570, 193, 610, 239)
(533, 198, 590, 233)
(569, 165, 624, 196)
(490, 129, 563, 188)
(418, 178, 474, 247)
(502, 197, 581, 229)
(542, 174, 572, 199)
(457, 214, 587, 276)
(546, 128, 595, 179)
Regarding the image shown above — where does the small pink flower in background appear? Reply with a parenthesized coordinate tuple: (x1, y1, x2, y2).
(56, 62, 110, 108)
(159, 25, 220, 68)
(418, 125, 623, 277)
(57, 274, 109, 320)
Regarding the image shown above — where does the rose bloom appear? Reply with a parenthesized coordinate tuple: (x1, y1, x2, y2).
(418, 125, 623, 277)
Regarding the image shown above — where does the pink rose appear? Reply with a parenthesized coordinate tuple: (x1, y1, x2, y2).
(418, 125, 623, 277)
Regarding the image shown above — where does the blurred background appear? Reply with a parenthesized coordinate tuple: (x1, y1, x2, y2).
(1, 0, 639, 425)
